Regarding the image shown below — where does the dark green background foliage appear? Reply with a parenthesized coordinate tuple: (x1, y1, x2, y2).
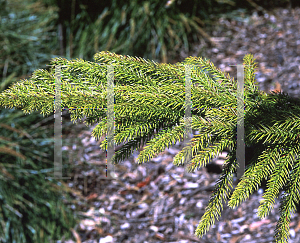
(0, 0, 59, 87)
(30, 0, 296, 63)
(0, 110, 78, 242)
(0, 0, 78, 242)
(0, 112, 77, 242)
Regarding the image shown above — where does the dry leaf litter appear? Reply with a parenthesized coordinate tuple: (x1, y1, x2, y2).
(59, 7, 300, 243)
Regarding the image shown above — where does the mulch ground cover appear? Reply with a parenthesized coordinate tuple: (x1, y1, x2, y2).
(59, 6, 300, 243)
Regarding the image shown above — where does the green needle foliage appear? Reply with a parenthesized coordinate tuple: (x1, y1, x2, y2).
(0, 51, 299, 242)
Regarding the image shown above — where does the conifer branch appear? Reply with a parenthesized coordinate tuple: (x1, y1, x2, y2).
(0, 51, 299, 243)
(257, 147, 294, 219)
(274, 149, 300, 242)
(195, 150, 236, 237)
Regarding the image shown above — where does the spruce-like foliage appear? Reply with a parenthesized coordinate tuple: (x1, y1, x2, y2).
(0, 51, 299, 242)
